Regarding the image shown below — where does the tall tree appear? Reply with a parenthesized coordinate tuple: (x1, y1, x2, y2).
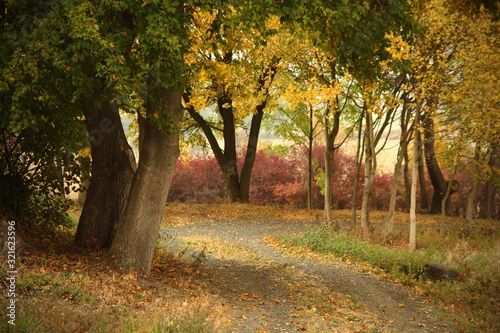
(279, 0, 413, 222)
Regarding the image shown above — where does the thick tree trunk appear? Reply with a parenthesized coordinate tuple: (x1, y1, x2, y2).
(422, 112, 455, 215)
(75, 100, 136, 249)
(218, 94, 240, 202)
(110, 90, 183, 275)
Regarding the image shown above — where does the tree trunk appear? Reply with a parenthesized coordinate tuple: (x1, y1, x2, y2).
(360, 111, 375, 240)
(422, 112, 454, 215)
(403, 149, 411, 209)
(416, 129, 429, 211)
(110, 89, 183, 275)
(351, 113, 364, 227)
(323, 115, 333, 222)
(409, 110, 419, 251)
(383, 136, 407, 233)
(466, 145, 481, 231)
(218, 94, 240, 202)
(482, 145, 499, 219)
(75, 100, 136, 249)
(240, 105, 265, 203)
(307, 105, 314, 210)
(240, 60, 278, 203)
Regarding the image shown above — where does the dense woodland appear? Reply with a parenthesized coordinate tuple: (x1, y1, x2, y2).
(1, 0, 499, 276)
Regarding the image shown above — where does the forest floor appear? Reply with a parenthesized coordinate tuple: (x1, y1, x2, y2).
(161, 204, 466, 332)
(3, 203, 497, 332)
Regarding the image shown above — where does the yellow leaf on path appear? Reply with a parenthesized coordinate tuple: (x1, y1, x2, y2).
(398, 303, 406, 308)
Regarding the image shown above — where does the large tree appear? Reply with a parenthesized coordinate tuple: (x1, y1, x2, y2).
(1, 0, 88, 222)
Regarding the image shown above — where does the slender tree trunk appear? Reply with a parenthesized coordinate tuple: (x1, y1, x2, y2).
(482, 145, 499, 219)
(351, 112, 364, 227)
(307, 105, 314, 210)
(75, 100, 136, 249)
(416, 129, 429, 211)
(403, 149, 411, 209)
(361, 111, 375, 240)
(324, 115, 332, 222)
(240, 60, 279, 203)
(409, 109, 419, 251)
(466, 145, 481, 231)
(110, 89, 183, 275)
(383, 138, 407, 233)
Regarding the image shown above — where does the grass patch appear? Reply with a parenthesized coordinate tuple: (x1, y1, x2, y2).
(180, 236, 264, 263)
(274, 225, 500, 332)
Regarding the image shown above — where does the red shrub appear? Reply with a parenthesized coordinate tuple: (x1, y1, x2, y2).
(168, 156, 225, 203)
(168, 145, 398, 211)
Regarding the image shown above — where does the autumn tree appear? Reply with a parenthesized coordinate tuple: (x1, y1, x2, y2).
(4, 0, 193, 274)
(183, 8, 282, 202)
(438, 5, 500, 227)
(407, 0, 499, 217)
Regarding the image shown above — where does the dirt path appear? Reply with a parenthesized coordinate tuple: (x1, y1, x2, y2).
(162, 219, 460, 332)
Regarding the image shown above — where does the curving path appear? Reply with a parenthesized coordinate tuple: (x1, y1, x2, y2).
(162, 219, 460, 332)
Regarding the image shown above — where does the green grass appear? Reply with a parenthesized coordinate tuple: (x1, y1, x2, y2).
(276, 226, 500, 332)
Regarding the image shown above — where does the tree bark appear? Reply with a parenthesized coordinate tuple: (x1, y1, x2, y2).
(110, 89, 183, 275)
(75, 100, 136, 249)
